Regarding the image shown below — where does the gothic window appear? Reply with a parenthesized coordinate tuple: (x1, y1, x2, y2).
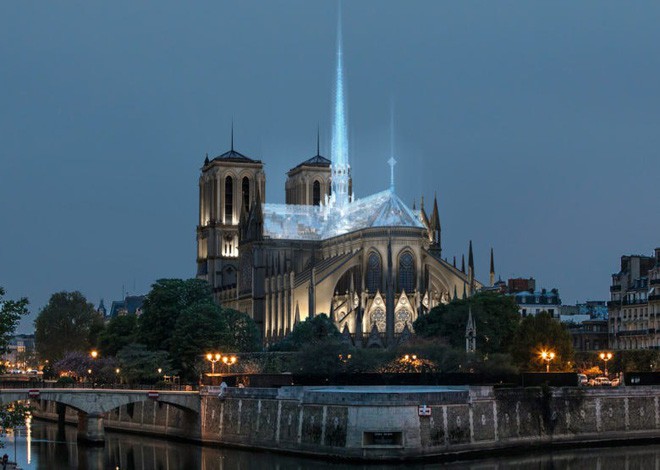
(225, 176, 233, 224)
(371, 308, 386, 332)
(366, 252, 382, 293)
(242, 176, 250, 212)
(398, 252, 415, 293)
(312, 180, 321, 206)
(395, 309, 412, 333)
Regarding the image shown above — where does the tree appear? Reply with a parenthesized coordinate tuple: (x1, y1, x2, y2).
(269, 314, 341, 351)
(34, 291, 105, 362)
(0, 287, 31, 438)
(116, 343, 172, 385)
(97, 313, 138, 356)
(414, 292, 520, 355)
(138, 279, 212, 352)
(0, 287, 29, 361)
(171, 303, 261, 380)
(509, 311, 574, 371)
(216, 308, 261, 352)
(53, 350, 118, 384)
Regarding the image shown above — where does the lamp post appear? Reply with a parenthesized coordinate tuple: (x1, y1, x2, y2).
(599, 352, 613, 376)
(206, 353, 221, 375)
(87, 368, 93, 389)
(115, 368, 121, 387)
(222, 355, 237, 374)
(540, 350, 556, 373)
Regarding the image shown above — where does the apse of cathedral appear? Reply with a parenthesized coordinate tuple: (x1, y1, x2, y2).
(196, 14, 487, 347)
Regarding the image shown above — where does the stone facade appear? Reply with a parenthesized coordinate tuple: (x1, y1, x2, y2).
(609, 248, 660, 350)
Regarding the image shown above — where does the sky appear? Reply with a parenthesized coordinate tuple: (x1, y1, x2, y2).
(2, 1, 660, 333)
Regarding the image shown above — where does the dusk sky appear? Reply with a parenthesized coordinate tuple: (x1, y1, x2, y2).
(2, 1, 659, 333)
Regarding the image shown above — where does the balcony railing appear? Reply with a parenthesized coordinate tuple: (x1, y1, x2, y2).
(610, 285, 622, 292)
(622, 298, 648, 306)
(649, 295, 660, 302)
(607, 300, 621, 308)
(616, 329, 650, 336)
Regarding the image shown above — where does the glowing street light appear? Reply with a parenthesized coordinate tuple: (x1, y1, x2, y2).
(90, 350, 98, 359)
(206, 353, 222, 374)
(222, 355, 237, 374)
(540, 350, 556, 373)
(599, 352, 613, 376)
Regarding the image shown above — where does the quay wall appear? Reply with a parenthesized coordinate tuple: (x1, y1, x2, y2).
(32, 385, 660, 460)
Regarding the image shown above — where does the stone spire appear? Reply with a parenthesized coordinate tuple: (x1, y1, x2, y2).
(330, 3, 350, 207)
(420, 196, 430, 231)
(465, 305, 476, 353)
(429, 193, 441, 257)
(468, 240, 474, 295)
(490, 247, 495, 287)
(461, 254, 465, 273)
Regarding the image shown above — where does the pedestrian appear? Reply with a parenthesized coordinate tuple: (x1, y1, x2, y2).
(2, 453, 9, 470)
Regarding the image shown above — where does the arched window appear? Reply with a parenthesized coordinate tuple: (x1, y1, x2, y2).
(312, 180, 321, 206)
(242, 176, 250, 211)
(224, 176, 233, 224)
(398, 252, 415, 293)
(366, 252, 382, 293)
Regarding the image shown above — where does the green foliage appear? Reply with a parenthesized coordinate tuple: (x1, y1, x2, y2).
(170, 303, 260, 380)
(116, 343, 172, 385)
(138, 278, 212, 352)
(0, 403, 30, 431)
(34, 291, 104, 362)
(609, 349, 659, 373)
(510, 311, 574, 371)
(217, 308, 261, 352)
(0, 287, 29, 359)
(414, 292, 520, 355)
(270, 314, 340, 351)
(97, 313, 138, 356)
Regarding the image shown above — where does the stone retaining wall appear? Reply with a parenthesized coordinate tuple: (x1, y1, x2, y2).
(32, 385, 660, 460)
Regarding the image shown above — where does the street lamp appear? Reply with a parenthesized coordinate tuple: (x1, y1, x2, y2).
(599, 352, 613, 376)
(90, 350, 98, 359)
(206, 353, 222, 374)
(540, 350, 556, 373)
(222, 355, 237, 374)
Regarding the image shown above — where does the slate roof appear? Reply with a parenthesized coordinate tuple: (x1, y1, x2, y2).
(212, 149, 261, 164)
(289, 154, 331, 172)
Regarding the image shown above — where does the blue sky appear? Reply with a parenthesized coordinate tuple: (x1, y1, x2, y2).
(2, 1, 659, 333)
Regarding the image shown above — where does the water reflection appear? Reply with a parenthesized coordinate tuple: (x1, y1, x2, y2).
(4, 419, 660, 469)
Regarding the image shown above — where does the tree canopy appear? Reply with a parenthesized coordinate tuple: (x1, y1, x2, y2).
(269, 314, 340, 351)
(509, 311, 574, 371)
(414, 292, 520, 355)
(97, 313, 138, 356)
(34, 291, 104, 362)
(137, 279, 212, 352)
(0, 287, 29, 360)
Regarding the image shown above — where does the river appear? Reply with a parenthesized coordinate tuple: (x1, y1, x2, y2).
(2, 419, 659, 469)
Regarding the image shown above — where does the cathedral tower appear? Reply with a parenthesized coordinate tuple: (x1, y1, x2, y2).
(285, 131, 332, 205)
(197, 129, 265, 293)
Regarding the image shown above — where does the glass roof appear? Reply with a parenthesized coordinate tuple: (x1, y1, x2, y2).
(263, 189, 424, 241)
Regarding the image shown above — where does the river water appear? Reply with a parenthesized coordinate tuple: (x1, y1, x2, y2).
(3, 419, 659, 469)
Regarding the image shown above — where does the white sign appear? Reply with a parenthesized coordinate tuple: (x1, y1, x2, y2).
(418, 405, 432, 417)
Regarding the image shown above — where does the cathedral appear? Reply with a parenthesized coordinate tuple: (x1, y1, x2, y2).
(196, 18, 490, 347)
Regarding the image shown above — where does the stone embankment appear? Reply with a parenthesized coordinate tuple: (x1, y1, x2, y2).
(32, 385, 660, 460)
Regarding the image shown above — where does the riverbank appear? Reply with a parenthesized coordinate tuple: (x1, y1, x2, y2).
(31, 385, 660, 461)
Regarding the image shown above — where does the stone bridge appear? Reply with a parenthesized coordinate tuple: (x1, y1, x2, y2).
(0, 388, 200, 444)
